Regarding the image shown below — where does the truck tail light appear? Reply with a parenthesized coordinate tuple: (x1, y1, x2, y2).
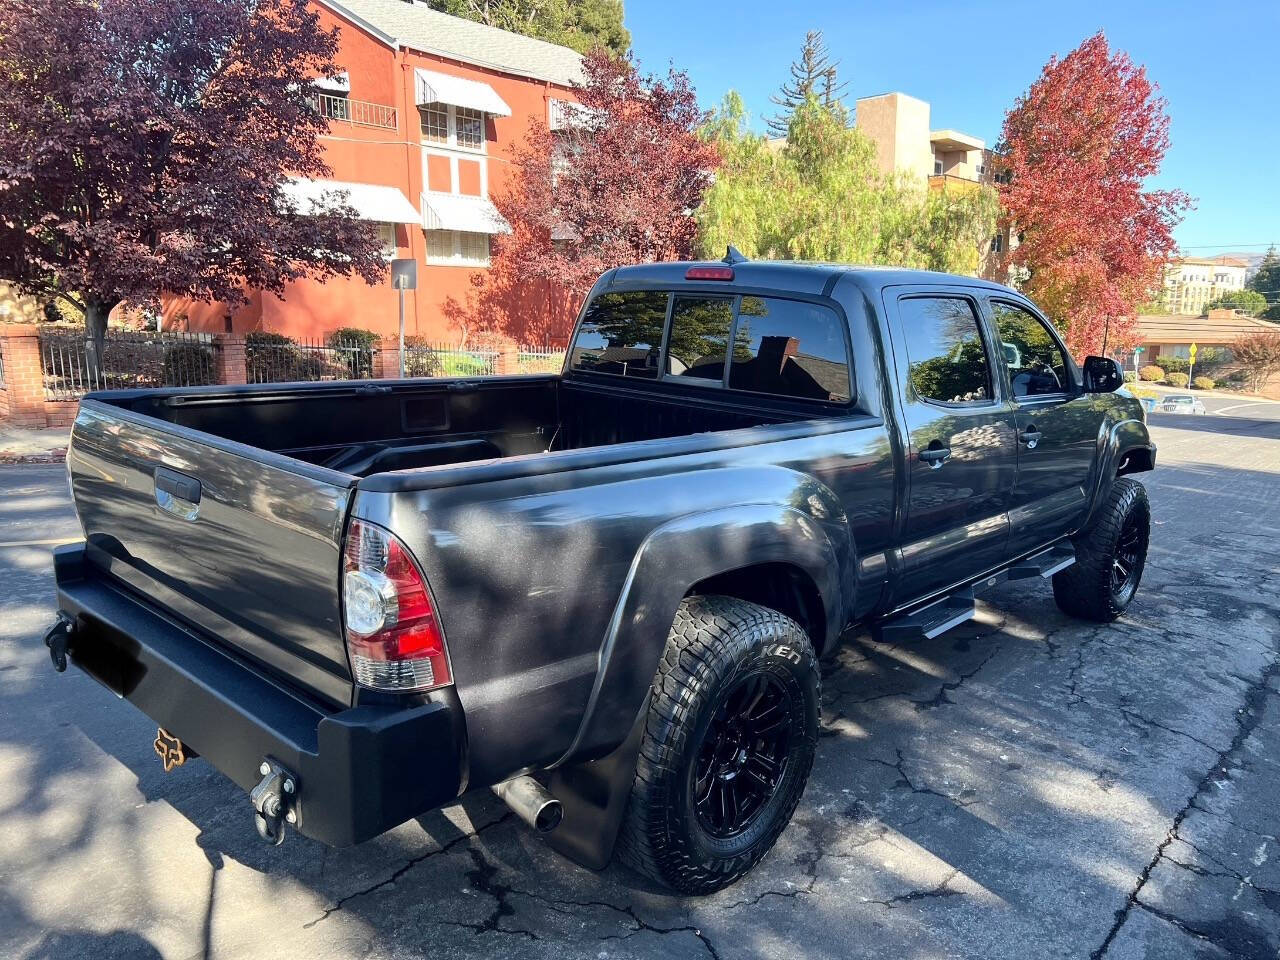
(341, 518, 452, 692)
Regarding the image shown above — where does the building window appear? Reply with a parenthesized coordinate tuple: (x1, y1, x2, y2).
(934, 158, 944, 175)
(456, 107, 484, 149)
(420, 102, 486, 152)
(426, 230, 491, 266)
(991, 233, 1003, 254)
(377, 222, 397, 260)
(420, 102, 448, 143)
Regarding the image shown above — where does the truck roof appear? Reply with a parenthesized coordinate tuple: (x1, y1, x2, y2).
(604, 259, 1021, 299)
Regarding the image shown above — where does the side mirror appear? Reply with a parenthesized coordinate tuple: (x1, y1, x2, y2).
(1082, 355, 1124, 393)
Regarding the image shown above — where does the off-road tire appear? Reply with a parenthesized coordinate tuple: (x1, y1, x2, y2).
(616, 595, 819, 895)
(1053, 478, 1150, 622)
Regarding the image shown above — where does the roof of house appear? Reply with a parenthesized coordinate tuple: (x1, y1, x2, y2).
(1135, 311, 1277, 343)
(322, 0, 584, 87)
(1175, 255, 1250, 269)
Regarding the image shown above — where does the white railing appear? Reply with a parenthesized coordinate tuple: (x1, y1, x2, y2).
(309, 92, 398, 131)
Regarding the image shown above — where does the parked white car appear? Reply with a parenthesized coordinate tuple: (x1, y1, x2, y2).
(1158, 393, 1207, 415)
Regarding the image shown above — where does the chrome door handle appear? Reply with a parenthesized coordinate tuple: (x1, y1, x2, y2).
(1020, 426, 1043, 449)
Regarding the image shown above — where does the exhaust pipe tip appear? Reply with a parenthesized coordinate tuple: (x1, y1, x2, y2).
(492, 775, 562, 833)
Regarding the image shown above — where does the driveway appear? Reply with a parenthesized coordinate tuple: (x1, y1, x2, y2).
(1, 405, 1278, 960)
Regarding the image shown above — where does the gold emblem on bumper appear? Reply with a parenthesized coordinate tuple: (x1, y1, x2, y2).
(154, 728, 187, 772)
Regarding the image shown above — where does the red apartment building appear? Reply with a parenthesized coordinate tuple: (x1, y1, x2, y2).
(168, 0, 584, 344)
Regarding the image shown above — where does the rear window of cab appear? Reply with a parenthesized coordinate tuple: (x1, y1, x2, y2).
(568, 290, 851, 403)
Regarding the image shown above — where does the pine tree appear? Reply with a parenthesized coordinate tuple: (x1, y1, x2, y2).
(428, 0, 629, 56)
(1247, 245, 1280, 321)
(768, 31, 849, 137)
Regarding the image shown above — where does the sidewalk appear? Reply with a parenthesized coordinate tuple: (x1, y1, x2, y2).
(0, 423, 69, 464)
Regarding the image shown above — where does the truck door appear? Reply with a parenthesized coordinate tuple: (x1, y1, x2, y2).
(886, 290, 1019, 601)
(984, 297, 1098, 554)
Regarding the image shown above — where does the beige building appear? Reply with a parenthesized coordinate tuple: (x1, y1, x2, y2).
(854, 92, 1011, 279)
(1161, 256, 1248, 316)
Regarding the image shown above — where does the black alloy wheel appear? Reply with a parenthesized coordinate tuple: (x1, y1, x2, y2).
(1110, 512, 1145, 604)
(692, 673, 791, 839)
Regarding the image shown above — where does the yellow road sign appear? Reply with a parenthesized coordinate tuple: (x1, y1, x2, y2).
(1190, 342, 1198, 360)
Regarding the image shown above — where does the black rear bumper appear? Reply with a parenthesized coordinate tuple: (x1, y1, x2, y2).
(51, 543, 466, 846)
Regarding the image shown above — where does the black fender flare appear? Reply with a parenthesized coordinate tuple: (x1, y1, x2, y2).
(1082, 417, 1155, 529)
(553, 496, 848, 771)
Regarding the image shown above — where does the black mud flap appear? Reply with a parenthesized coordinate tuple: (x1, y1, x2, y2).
(544, 701, 647, 871)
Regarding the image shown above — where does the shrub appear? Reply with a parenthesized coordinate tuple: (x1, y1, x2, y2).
(1122, 370, 1138, 383)
(402, 334, 444, 377)
(1154, 356, 1189, 374)
(1166, 372, 1190, 387)
(325, 327, 378, 379)
(1138, 365, 1165, 382)
(1191, 376, 1215, 390)
(244, 330, 333, 382)
(163, 342, 217, 386)
(325, 327, 379, 349)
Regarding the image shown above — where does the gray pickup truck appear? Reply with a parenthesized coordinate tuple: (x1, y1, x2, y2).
(47, 256, 1155, 894)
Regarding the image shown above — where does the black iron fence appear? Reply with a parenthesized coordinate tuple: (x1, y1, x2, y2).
(245, 335, 373, 383)
(39, 329, 219, 400)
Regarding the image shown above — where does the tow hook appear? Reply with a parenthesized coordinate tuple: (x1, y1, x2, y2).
(250, 758, 298, 846)
(44, 615, 75, 672)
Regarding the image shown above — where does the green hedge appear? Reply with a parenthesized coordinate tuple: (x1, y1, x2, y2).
(1166, 372, 1190, 387)
(1191, 376, 1215, 390)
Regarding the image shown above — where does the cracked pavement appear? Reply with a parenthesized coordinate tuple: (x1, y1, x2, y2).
(2, 401, 1279, 959)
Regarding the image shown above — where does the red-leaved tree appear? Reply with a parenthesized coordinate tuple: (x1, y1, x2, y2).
(0, 0, 384, 373)
(998, 32, 1191, 357)
(448, 50, 720, 344)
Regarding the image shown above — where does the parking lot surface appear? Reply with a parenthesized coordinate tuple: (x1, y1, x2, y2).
(1, 402, 1278, 959)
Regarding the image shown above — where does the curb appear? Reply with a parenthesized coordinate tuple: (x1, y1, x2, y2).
(0, 448, 67, 465)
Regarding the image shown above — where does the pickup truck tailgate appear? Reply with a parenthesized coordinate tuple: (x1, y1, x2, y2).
(67, 400, 356, 706)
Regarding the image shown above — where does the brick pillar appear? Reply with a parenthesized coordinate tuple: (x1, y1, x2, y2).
(214, 334, 246, 386)
(0, 324, 53, 427)
(493, 336, 519, 376)
(373, 337, 401, 379)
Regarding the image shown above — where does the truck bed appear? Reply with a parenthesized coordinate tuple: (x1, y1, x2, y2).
(101, 375, 801, 478)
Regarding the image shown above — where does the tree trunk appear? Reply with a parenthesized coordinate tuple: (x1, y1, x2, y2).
(83, 299, 117, 385)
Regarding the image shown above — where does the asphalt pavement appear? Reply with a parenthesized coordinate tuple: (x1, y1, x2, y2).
(1, 401, 1279, 960)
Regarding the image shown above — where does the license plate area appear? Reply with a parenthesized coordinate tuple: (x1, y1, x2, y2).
(69, 618, 146, 698)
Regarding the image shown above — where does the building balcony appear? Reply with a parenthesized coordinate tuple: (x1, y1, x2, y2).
(308, 92, 398, 131)
(928, 173, 983, 193)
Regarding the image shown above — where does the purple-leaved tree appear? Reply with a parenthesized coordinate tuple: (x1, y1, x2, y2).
(0, 0, 385, 373)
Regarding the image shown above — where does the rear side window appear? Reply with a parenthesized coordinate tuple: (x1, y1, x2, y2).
(666, 296, 734, 381)
(898, 296, 992, 404)
(568, 291, 668, 378)
(728, 297, 851, 402)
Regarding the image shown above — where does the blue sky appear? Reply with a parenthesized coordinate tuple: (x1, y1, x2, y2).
(626, 0, 1279, 256)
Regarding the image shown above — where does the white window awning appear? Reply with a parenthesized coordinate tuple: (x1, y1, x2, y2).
(281, 177, 420, 224)
(548, 98, 599, 131)
(415, 68, 511, 117)
(311, 71, 350, 93)
(421, 192, 511, 235)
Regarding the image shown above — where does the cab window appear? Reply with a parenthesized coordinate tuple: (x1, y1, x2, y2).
(992, 302, 1070, 397)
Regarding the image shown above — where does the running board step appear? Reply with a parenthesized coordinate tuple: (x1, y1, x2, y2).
(876, 590, 976, 643)
(1008, 542, 1076, 580)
